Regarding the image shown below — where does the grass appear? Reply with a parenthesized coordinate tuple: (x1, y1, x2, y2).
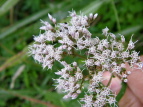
(0, 0, 143, 107)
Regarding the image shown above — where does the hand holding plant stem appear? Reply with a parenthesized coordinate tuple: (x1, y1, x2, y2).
(29, 10, 143, 107)
(103, 56, 143, 107)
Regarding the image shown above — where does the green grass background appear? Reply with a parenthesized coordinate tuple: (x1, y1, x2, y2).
(0, 0, 143, 107)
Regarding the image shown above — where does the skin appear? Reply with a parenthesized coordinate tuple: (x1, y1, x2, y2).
(103, 56, 143, 107)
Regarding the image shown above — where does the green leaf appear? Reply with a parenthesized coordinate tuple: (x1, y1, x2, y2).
(116, 82, 127, 103)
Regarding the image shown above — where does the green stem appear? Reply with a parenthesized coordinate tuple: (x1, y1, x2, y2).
(107, 73, 113, 87)
(111, 0, 121, 31)
(73, 53, 86, 59)
(72, 49, 87, 59)
(80, 78, 85, 90)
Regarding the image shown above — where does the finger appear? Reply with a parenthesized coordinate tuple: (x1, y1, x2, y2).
(125, 59, 143, 104)
(119, 87, 143, 107)
(102, 71, 121, 94)
(139, 55, 143, 61)
(102, 71, 143, 107)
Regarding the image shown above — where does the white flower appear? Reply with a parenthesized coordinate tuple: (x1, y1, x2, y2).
(109, 33, 116, 39)
(97, 43, 104, 51)
(40, 20, 53, 30)
(93, 13, 98, 19)
(121, 51, 129, 58)
(89, 13, 93, 19)
(72, 62, 77, 66)
(71, 93, 78, 99)
(123, 74, 127, 78)
(102, 27, 109, 36)
(117, 43, 124, 51)
(124, 79, 128, 82)
(127, 35, 137, 50)
(113, 66, 121, 73)
(29, 10, 142, 107)
(127, 71, 131, 74)
(102, 39, 109, 48)
(102, 49, 111, 57)
(92, 72, 103, 83)
(76, 89, 81, 94)
(45, 31, 56, 41)
(88, 46, 96, 53)
(48, 13, 56, 23)
(110, 51, 117, 58)
(69, 10, 76, 17)
(75, 72, 83, 80)
(33, 34, 45, 43)
(121, 35, 125, 42)
(85, 59, 94, 66)
(107, 97, 117, 106)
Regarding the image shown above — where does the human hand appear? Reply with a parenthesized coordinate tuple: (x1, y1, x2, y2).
(103, 56, 143, 107)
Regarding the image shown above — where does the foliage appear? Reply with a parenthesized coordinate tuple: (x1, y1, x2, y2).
(0, 0, 143, 107)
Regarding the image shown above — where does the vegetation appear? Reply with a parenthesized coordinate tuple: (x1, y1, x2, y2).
(0, 0, 143, 107)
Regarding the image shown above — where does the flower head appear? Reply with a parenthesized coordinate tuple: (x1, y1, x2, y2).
(29, 10, 142, 107)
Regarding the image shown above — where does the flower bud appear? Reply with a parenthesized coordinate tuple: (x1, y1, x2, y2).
(89, 13, 93, 19)
(93, 13, 98, 19)
(48, 13, 53, 20)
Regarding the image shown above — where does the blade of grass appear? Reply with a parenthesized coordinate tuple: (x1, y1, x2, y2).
(60, 0, 109, 24)
(0, 0, 106, 39)
(0, 88, 59, 107)
(0, 50, 26, 72)
(0, 8, 50, 39)
(0, 42, 15, 55)
(10, 65, 25, 89)
(0, 0, 73, 39)
(111, 0, 121, 31)
(117, 25, 142, 36)
(0, 0, 19, 16)
(81, 0, 110, 15)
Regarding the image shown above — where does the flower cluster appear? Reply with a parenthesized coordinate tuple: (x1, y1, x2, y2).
(29, 10, 142, 107)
